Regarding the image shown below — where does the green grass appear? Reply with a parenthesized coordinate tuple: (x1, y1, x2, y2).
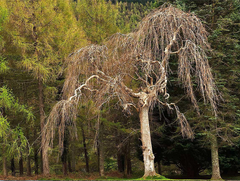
(96, 174, 171, 180)
(29, 174, 240, 180)
(136, 175, 171, 180)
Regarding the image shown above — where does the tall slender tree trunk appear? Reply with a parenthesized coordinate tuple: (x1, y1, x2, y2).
(117, 153, 124, 173)
(2, 108, 8, 177)
(62, 132, 68, 176)
(71, 146, 76, 172)
(126, 139, 132, 175)
(19, 154, 23, 176)
(11, 157, 15, 176)
(81, 125, 89, 173)
(39, 79, 49, 175)
(34, 142, 39, 175)
(26, 129, 31, 176)
(124, 152, 128, 177)
(68, 156, 72, 173)
(211, 134, 222, 180)
(3, 144, 8, 176)
(62, 161, 68, 176)
(116, 132, 124, 173)
(139, 105, 156, 177)
(123, 139, 132, 177)
(27, 155, 31, 176)
(157, 161, 161, 175)
(98, 121, 104, 176)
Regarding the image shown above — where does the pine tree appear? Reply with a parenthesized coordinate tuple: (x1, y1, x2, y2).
(0, 0, 86, 175)
(74, 0, 119, 43)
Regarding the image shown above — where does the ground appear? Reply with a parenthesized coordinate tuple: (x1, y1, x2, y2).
(0, 171, 239, 180)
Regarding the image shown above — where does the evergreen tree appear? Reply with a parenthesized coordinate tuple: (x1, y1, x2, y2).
(0, 0, 86, 175)
(74, 0, 119, 43)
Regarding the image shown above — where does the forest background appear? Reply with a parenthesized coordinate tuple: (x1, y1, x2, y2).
(0, 0, 240, 180)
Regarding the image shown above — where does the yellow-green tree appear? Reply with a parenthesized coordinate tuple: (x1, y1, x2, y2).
(74, 0, 119, 44)
(0, 0, 86, 175)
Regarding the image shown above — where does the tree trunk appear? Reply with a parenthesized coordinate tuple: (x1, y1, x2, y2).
(3, 143, 8, 176)
(211, 135, 222, 180)
(26, 129, 31, 176)
(68, 156, 72, 173)
(157, 161, 161, 175)
(39, 79, 49, 175)
(2, 109, 8, 177)
(98, 121, 104, 176)
(34, 146, 39, 175)
(62, 162, 67, 176)
(126, 139, 132, 175)
(124, 152, 127, 177)
(117, 153, 124, 173)
(62, 131, 68, 176)
(81, 125, 90, 173)
(139, 105, 157, 177)
(19, 154, 23, 176)
(11, 157, 15, 176)
(27, 155, 31, 176)
(116, 132, 124, 173)
(71, 146, 76, 172)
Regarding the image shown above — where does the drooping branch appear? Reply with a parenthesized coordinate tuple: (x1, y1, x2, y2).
(43, 100, 78, 154)
(44, 4, 219, 154)
(134, 5, 218, 114)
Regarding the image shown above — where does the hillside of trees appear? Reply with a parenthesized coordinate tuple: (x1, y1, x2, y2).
(0, 0, 240, 180)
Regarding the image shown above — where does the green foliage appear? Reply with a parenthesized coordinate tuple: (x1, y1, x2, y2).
(0, 0, 240, 177)
(2, 0, 86, 82)
(0, 56, 9, 73)
(7, 126, 31, 159)
(0, 6, 8, 28)
(104, 157, 118, 171)
(0, 86, 33, 159)
(0, 115, 10, 138)
(0, 5, 8, 46)
(117, 1, 153, 33)
(74, 0, 119, 43)
(219, 145, 240, 174)
(0, 86, 34, 122)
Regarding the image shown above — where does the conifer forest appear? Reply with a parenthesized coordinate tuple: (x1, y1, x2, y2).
(0, 0, 240, 180)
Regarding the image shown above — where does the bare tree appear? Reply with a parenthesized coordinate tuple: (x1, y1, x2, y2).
(44, 5, 218, 177)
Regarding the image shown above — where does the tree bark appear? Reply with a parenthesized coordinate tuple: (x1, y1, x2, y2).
(157, 161, 161, 175)
(3, 143, 8, 176)
(98, 121, 104, 176)
(126, 139, 132, 175)
(27, 154, 31, 176)
(19, 154, 23, 176)
(26, 129, 31, 176)
(68, 156, 72, 173)
(62, 131, 68, 176)
(117, 153, 124, 173)
(116, 132, 124, 173)
(2, 109, 8, 177)
(34, 145, 39, 175)
(211, 134, 222, 180)
(39, 79, 49, 175)
(62, 150, 68, 175)
(124, 152, 127, 177)
(62, 162, 68, 176)
(123, 140, 131, 177)
(71, 146, 76, 172)
(11, 157, 15, 176)
(139, 105, 157, 177)
(81, 125, 90, 173)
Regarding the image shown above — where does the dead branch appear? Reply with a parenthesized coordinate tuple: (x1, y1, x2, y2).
(44, 4, 219, 153)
